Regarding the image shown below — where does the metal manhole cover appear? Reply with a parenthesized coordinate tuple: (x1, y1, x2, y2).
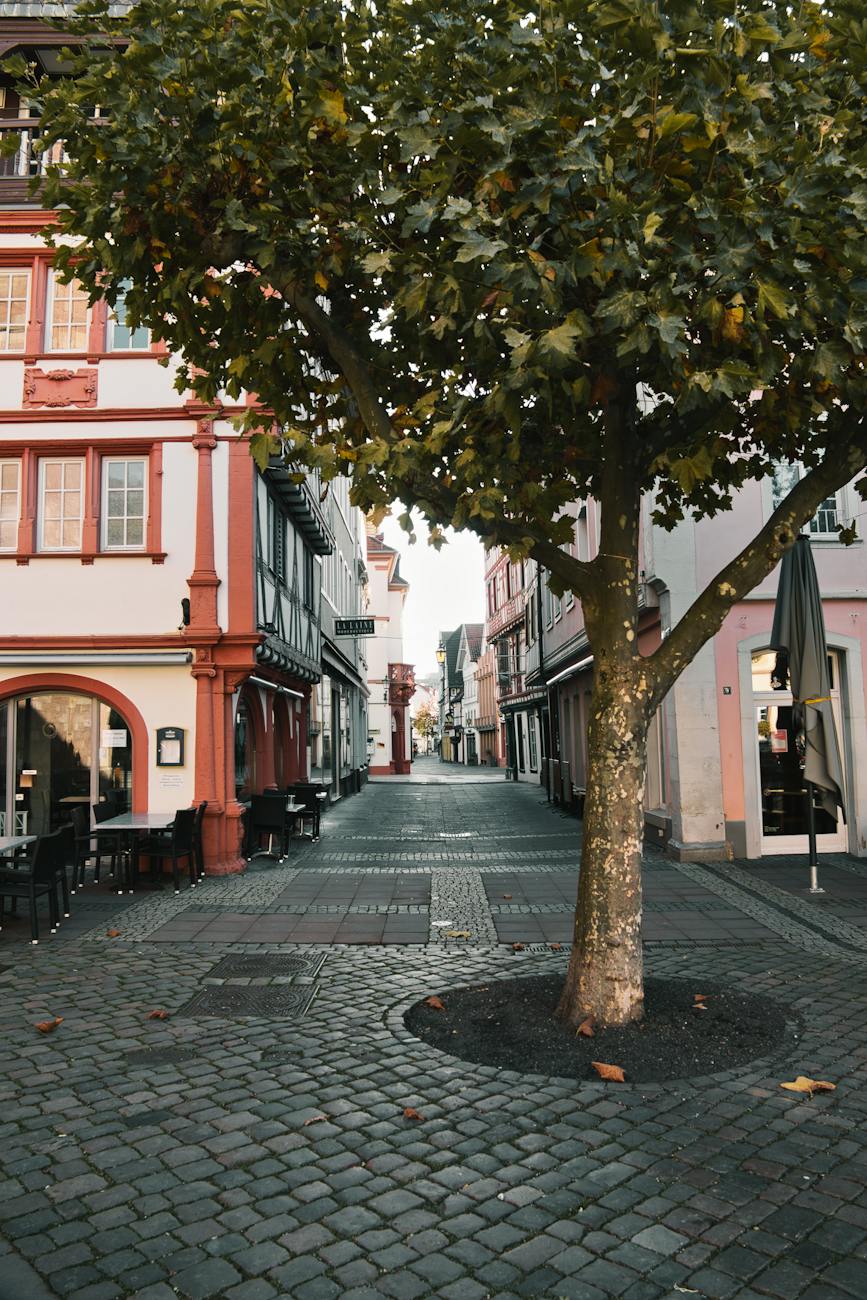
(177, 984, 318, 1019)
(123, 1047, 199, 1067)
(206, 953, 327, 980)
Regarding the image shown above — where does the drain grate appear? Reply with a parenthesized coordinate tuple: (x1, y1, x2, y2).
(205, 953, 327, 981)
(123, 1047, 199, 1067)
(177, 984, 318, 1019)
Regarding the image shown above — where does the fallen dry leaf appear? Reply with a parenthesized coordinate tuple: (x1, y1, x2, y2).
(693, 993, 708, 1003)
(502, 894, 513, 899)
(576, 1016, 595, 1038)
(403, 1107, 424, 1122)
(303, 1115, 327, 1126)
(424, 996, 446, 1012)
(106, 929, 121, 938)
(511, 942, 525, 952)
(592, 1061, 626, 1083)
(35, 1017, 63, 1035)
(147, 1010, 170, 1021)
(780, 1076, 836, 1097)
(549, 943, 563, 951)
(445, 930, 471, 939)
(691, 1003, 708, 1013)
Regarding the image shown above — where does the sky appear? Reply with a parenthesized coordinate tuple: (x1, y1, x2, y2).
(379, 511, 485, 679)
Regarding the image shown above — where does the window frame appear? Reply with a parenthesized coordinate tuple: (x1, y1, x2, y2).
(45, 272, 90, 353)
(0, 458, 21, 551)
(38, 456, 85, 552)
(0, 268, 31, 353)
(106, 281, 151, 352)
(100, 456, 148, 552)
(769, 462, 845, 541)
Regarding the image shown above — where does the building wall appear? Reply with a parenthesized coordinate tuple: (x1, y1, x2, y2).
(532, 474, 867, 859)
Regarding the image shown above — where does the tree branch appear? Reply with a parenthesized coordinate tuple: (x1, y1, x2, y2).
(647, 434, 867, 709)
(282, 281, 397, 444)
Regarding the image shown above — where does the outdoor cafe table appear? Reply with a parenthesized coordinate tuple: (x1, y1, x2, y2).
(0, 835, 36, 854)
(0, 834, 36, 867)
(93, 812, 176, 894)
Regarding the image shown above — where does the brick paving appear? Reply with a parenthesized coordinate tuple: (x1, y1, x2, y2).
(1, 773, 867, 1298)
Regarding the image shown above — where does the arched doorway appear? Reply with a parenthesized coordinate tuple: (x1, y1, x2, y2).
(0, 689, 134, 837)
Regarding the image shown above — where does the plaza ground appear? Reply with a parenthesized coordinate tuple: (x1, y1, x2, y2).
(1, 762, 867, 1300)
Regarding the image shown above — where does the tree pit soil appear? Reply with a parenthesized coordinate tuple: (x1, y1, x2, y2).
(404, 975, 798, 1084)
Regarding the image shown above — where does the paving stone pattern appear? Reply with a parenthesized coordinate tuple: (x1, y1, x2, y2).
(2, 775, 867, 1299)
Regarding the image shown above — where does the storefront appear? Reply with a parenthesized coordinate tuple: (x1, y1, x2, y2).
(0, 688, 133, 836)
(309, 660, 368, 798)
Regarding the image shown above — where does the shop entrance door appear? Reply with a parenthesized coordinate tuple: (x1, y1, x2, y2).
(0, 693, 132, 837)
(753, 650, 847, 855)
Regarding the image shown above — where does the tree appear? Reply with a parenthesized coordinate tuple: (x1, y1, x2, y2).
(22, 0, 867, 1024)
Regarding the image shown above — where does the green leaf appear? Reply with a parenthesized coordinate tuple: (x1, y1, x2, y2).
(249, 431, 277, 472)
(658, 111, 699, 139)
(537, 318, 587, 365)
(642, 212, 663, 243)
(454, 230, 508, 263)
(361, 251, 393, 274)
(756, 280, 791, 320)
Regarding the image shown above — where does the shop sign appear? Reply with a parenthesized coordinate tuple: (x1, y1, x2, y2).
(334, 617, 375, 637)
(770, 729, 788, 754)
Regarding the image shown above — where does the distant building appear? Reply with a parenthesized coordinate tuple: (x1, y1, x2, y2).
(365, 529, 413, 775)
(485, 548, 545, 782)
(436, 623, 483, 764)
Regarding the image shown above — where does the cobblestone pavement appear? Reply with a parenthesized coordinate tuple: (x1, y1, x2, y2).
(2, 779, 867, 1300)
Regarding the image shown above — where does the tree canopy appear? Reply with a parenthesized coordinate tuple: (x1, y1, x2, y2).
(24, 0, 867, 586)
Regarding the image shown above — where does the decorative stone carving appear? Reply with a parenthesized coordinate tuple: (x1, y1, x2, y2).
(23, 368, 98, 409)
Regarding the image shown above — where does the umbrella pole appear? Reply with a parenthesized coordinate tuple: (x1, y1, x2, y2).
(805, 780, 824, 893)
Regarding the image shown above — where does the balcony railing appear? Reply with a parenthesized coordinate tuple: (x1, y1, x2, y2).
(0, 123, 66, 178)
(388, 662, 415, 705)
(487, 590, 525, 639)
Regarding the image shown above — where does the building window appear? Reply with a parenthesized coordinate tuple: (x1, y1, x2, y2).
(528, 717, 538, 770)
(108, 281, 150, 350)
(0, 270, 29, 352)
(102, 458, 146, 549)
(303, 545, 314, 608)
(771, 462, 840, 538)
(47, 274, 89, 352)
(39, 458, 84, 551)
(271, 503, 286, 582)
(0, 460, 21, 550)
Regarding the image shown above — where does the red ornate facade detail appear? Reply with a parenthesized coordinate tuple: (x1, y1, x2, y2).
(388, 662, 415, 706)
(22, 367, 98, 409)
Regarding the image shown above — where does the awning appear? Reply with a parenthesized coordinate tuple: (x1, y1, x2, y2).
(546, 655, 594, 688)
(321, 643, 369, 694)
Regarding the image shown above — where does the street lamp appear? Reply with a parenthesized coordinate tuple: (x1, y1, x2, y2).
(435, 645, 446, 666)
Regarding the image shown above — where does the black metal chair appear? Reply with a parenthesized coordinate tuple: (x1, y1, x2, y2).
(192, 802, 208, 883)
(285, 784, 327, 842)
(91, 801, 120, 883)
(138, 807, 196, 894)
(70, 805, 105, 892)
(246, 795, 291, 861)
(0, 831, 63, 944)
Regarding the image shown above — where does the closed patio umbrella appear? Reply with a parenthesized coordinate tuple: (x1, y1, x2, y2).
(770, 534, 846, 891)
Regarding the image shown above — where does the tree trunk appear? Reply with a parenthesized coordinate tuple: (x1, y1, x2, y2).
(554, 398, 650, 1027)
(556, 659, 650, 1028)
